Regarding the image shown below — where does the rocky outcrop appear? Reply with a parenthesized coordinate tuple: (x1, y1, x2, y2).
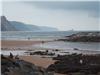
(27, 50, 55, 56)
(47, 54, 100, 75)
(1, 54, 53, 75)
(58, 32, 100, 42)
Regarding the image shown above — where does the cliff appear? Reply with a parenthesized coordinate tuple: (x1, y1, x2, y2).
(1, 16, 18, 31)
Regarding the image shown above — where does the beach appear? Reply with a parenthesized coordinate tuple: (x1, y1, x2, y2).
(1, 40, 98, 75)
(1, 40, 67, 75)
(1, 40, 55, 68)
(1, 40, 43, 48)
(1, 1, 100, 74)
(19, 55, 55, 68)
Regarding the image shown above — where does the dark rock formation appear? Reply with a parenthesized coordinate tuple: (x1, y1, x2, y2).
(1, 54, 54, 75)
(58, 32, 100, 42)
(47, 54, 100, 75)
(29, 51, 55, 56)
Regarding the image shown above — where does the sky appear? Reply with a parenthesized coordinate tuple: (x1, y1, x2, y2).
(1, 0, 100, 31)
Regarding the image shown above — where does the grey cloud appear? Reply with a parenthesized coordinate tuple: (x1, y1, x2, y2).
(25, 1, 100, 18)
(26, 1, 99, 12)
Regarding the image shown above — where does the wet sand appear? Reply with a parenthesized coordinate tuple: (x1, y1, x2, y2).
(1, 40, 44, 48)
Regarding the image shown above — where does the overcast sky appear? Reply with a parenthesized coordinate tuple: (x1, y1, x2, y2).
(2, 1, 100, 31)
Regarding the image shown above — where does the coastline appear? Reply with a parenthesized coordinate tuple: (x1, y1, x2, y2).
(1, 39, 100, 75)
(1, 40, 100, 55)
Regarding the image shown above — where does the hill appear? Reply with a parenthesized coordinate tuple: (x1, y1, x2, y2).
(1, 16, 18, 31)
(1, 16, 58, 31)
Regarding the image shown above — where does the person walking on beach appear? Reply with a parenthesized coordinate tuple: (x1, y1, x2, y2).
(42, 41, 45, 44)
(28, 37, 30, 40)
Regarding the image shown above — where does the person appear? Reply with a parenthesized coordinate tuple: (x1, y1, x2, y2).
(9, 52, 13, 59)
(42, 41, 45, 44)
(28, 37, 30, 40)
(46, 50, 48, 53)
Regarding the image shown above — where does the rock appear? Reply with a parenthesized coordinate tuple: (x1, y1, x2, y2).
(47, 54, 100, 74)
(29, 51, 55, 56)
(1, 55, 54, 75)
(58, 32, 100, 42)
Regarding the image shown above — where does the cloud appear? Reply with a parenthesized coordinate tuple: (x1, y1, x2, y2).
(25, 1, 100, 18)
(2, 1, 100, 31)
(28, 2, 99, 12)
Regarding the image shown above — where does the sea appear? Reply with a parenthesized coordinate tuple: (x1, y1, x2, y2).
(1, 31, 77, 40)
(1, 31, 100, 55)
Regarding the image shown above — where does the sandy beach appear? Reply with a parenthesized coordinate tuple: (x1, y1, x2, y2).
(19, 56, 66, 75)
(1, 40, 44, 48)
(19, 55, 55, 68)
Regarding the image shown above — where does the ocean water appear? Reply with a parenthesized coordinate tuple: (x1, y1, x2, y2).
(1, 31, 77, 40)
(33, 41, 100, 51)
(1, 31, 100, 52)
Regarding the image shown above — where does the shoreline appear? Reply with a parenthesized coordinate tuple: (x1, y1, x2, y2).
(1, 40, 100, 75)
(1, 40, 100, 55)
